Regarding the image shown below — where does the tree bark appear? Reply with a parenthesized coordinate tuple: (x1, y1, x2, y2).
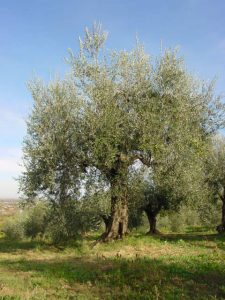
(145, 210, 158, 234)
(149, 214, 157, 234)
(101, 177, 129, 241)
(97, 154, 131, 242)
(104, 198, 128, 241)
(144, 206, 160, 235)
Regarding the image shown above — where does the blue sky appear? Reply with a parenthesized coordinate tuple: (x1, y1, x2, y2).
(0, 0, 225, 198)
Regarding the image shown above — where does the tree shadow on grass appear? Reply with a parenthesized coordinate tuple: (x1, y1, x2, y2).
(0, 238, 87, 254)
(0, 255, 224, 299)
(0, 239, 47, 253)
(151, 232, 225, 251)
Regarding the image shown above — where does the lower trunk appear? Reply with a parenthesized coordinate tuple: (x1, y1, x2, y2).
(100, 161, 130, 242)
(149, 215, 157, 234)
(102, 215, 111, 232)
(102, 182, 128, 241)
(145, 209, 159, 235)
(217, 196, 225, 233)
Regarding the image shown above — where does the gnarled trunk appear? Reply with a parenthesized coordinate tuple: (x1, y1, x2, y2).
(102, 177, 129, 241)
(148, 213, 157, 234)
(144, 205, 160, 235)
(104, 197, 128, 240)
(145, 210, 158, 234)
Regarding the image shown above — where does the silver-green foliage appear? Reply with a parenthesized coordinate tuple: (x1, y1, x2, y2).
(19, 24, 224, 238)
(3, 215, 25, 240)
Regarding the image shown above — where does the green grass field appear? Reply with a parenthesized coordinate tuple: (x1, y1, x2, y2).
(0, 229, 224, 300)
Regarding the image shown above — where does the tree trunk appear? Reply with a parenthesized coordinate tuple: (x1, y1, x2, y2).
(102, 215, 111, 232)
(145, 207, 160, 235)
(217, 194, 225, 233)
(102, 196, 128, 241)
(98, 156, 131, 242)
(149, 214, 157, 234)
(102, 179, 129, 241)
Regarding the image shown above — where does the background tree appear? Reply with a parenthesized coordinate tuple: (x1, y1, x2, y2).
(128, 151, 209, 235)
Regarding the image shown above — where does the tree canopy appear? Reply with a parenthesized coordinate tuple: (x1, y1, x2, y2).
(20, 24, 225, 241)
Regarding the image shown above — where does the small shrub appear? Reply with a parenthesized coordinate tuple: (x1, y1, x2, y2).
(197, 201, 221, 227)
(168, 212, 186, 233)
(45, 202, 90, 243)
(157, 202, 221, 233)
(158, 206, 200, 233)
(44, 199, 103, 244)
(24, 201, 49, 239)
(45, 216, 70, 244)
(157, 214, 171, 232)
(3, 215, 25, 240)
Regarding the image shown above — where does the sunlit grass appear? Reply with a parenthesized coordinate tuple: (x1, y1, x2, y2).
(0, 229, 224, 299)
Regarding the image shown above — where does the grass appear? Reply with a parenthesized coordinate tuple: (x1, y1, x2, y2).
(0, 229, 224, 299)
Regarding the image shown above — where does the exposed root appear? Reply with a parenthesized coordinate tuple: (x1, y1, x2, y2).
(91, 230, 129, 247)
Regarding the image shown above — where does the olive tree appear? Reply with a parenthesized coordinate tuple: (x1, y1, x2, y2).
(20, 24, 224, 241)
(128, 150, 210, 235)
(206, 135, 225, 233)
